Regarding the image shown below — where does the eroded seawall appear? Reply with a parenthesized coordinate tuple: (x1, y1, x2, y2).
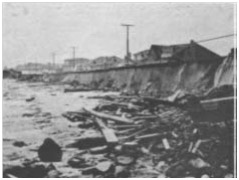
(44, 57, 233, 97)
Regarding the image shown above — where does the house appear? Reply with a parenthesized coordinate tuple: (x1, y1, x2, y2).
(148, 44, 188, 62)
(134, 40, 222, 64)
(16, 63, 45, 74)
(16, 63, 62, 74)
(90, 56, 123, 70)
(134, 49, 150, 62)
(172, 40, 222, 62)
(63, 58, 89, 71)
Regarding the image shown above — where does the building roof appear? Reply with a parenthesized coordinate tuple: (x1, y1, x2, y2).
(134, 49, 150, 56)
(149, 44, 189, 60)
(148, 41, 222, 62)
(172, 41, 222, 62)
(64, 58, 89, 63)
(91, 56, 123, 65)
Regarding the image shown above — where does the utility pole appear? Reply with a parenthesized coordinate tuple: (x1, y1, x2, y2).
(52, 53, 56, 72)
(121, 24, 134, 63)
(71, 46, 76, 59)
(52, 53, 55, 65)
(71, 46, 77, 70)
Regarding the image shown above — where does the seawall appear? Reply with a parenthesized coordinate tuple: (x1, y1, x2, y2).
(43, 58, 232, 97)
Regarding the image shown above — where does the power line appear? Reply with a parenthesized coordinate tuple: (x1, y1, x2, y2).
(197, 33, 236, 43)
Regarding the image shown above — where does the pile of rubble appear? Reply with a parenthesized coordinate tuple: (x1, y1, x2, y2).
(62, 93, 234, 178)
(3, 86, 234, 178)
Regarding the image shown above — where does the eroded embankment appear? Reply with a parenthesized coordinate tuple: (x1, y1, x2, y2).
(214, 50, 235, 87)
(44, 60, 224, 97)
(43, 49, 235, 97)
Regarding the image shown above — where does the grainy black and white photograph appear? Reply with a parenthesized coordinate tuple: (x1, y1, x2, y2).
(2, 2, 236, 178)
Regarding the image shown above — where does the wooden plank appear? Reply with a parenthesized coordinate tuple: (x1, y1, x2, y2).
(132, 115, 159, 121)
(102, 129, 118, 144)
(136, 133, 164, 140)
(116, 128, 136, 135)
(114, 124, 142, 129)
(120, 127, 149, 140)
(83, 108, 133, 124)
(94, 118, 118, 144)
(200, 96, 235, 110)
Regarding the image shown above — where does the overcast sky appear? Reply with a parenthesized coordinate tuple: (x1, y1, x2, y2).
(3, 3, 236, 68)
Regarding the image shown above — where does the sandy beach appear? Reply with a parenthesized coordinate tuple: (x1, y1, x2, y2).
(3, 79, 119, 177)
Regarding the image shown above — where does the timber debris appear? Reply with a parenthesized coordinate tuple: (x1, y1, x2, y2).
(60, 88, 234, 178)
(4, 85, 234, 178)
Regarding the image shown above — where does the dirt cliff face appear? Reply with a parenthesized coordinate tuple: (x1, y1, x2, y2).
(214, 49, 235, 87)
(45, 50, 235, 97)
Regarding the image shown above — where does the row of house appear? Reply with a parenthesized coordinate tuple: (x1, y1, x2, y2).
(65, 40, 222, 72)
(15, 63, 62, 74)
(133, 40, 222, 64)
(16, 40, 222, 74)
(62, 56, 124, 72)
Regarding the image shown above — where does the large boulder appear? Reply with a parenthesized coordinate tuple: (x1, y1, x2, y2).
(38, 138, 62, 162)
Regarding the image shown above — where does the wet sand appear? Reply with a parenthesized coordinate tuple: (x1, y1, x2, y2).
(3, 79, 118, 177)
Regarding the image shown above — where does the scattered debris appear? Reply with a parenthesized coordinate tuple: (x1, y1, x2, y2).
(22, 113, 35, 117)
(3, 161, 50, 178)
(13, 141, 27, 147)
(26, 96, 35, 102)
(6, 87, 234, 177)
(114, 165, 130, 177)
(116, 155, 135, 165)
(83, 107, 133, 124)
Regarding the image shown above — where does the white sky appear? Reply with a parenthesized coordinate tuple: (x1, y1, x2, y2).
(3, 3, 236, 68)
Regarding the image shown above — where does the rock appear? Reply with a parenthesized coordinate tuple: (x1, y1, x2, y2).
(22, 113, 34, 117)
(157, 174, 166, 178)
(114, 145, 123, 153)
(155, 161, 168, 172)
(116, 155, 135, 165)
(224, 173, 233, 178)
(114, 166, 130, 177)
(78, 120, 94, 128)
(3, 163, 48, 178)
(13, 141, 27, 147)
(184, 176, 196, 178)
(68, 157, 89, 168)
(38, 138, 62, 162)
(28, 163, 48, 178)
(3, 165, 27, 178)
(26, 96, 35, 102)
(46, 169, 61, 178)
(189, 158, 210, 169)
(81, 167, 97, 175)
(166, 163, 187, 178)
(95, 161, 113, 173)
(201, 174, 210, 178)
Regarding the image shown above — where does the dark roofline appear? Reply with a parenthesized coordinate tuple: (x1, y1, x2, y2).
(134, 49, 150, 55)
(150, 43, 189, 48)
(190, 40, 222, 59)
